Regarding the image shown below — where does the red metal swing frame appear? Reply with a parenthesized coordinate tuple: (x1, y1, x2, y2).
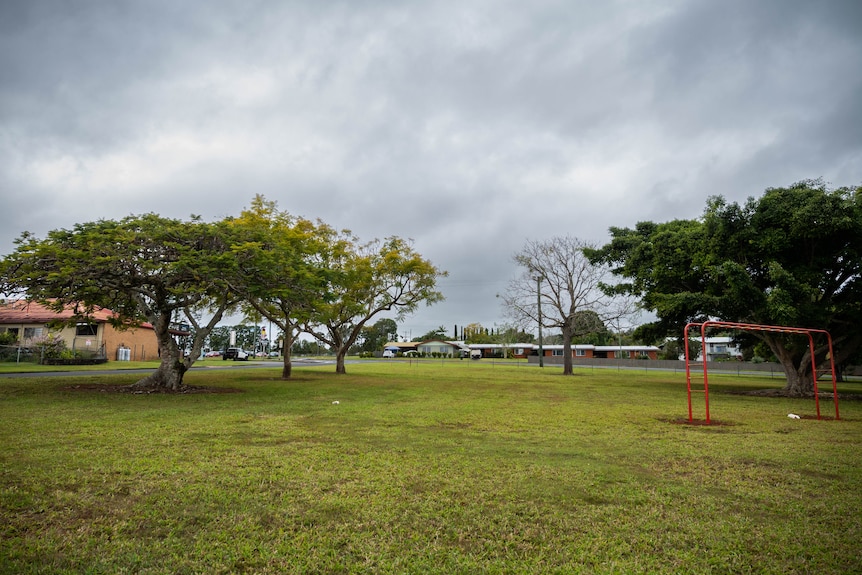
(684, 321, 840, 423)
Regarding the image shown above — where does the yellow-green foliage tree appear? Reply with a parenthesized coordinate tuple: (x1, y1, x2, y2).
(307, 236, 447, 374)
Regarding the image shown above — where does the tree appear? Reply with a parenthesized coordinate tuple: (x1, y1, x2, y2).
(413, 325, 448, 342)
(587, 180, 862, 396)
(357, 318, 399, 352)
(206, 325, 232, 352)
(462, 323, 491, 343)
(307, 236, 446, 374)
(227, 196, 332, 378)
(0, 214, 238, 390)
(502, 236, 635, 375)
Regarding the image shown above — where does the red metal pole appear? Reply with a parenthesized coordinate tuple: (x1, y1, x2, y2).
(701, 322, 711, 424)
(684, 323, 696, 422)
(807, 332, 821, 419)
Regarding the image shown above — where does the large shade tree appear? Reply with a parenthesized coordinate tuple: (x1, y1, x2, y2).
(0, 214, 239, 390)
(587, 180, 862, 395)
(501, 235, 636, 375)
(306, 236, 446, 374)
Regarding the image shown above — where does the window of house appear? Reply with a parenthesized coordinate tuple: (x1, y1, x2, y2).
(552, 349, 563, 356)
(76, 323, 98, 336)
(23, 327, 44, 339)
(614, 350, 626, 358)
(576, 349, 586, 357)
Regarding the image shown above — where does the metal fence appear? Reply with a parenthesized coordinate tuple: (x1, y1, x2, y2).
(528, 356, 862, 378)
(0, 344, 40, 364)
(0, 343, 108, 365)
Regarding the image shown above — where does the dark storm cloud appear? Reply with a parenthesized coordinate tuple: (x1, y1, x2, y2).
(1, 0, 860, 336)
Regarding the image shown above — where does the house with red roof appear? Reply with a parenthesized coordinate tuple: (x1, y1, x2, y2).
(0, 300, 173, 361)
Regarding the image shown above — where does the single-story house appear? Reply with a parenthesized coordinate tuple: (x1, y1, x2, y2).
(539, 344, 659, 359)
(466, 343, 535, 359)
(416, 339, 469, 357)
(382, 341, 420, 354)
(0, 300, 187, 361)
(701, 337, 743, 361)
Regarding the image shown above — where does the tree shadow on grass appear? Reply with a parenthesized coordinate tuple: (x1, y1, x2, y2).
(60, 383, 244, 394)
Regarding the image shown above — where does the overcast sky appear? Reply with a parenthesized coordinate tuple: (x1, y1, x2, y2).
(2, 0, 861, 340)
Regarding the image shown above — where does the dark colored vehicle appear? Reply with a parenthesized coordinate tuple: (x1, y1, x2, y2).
(222, 347, 250, 361)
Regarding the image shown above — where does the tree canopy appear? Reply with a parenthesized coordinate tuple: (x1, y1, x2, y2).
(306, 236, 447, 374)
(587, 180, 862, 395)
(0, 214, 238, 390)
(227, 196, 334, 379)
(0, 201, 446, 385)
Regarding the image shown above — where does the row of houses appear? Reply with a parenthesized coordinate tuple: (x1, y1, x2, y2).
(389, 338, 743, 361)
(385, 340, 662, 359)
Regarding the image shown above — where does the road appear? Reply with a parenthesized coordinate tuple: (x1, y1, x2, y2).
(0, 358, 337, 378)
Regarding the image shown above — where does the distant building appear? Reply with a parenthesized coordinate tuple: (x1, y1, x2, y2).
(538, 344, 659, 360)
(701, 337, 743, 362)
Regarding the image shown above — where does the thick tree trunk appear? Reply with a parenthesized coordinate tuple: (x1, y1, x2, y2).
(130, 309, 189, 391)
(782, 368, 813, 397)
(132, 355, 188, 391)
(772, 341, 813, 397)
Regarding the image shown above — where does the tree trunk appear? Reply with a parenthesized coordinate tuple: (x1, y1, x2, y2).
(772, 339, 813, 397)
(561, 325, 574, 376)
(130, 310, 188, 391)
(335, 348, 347, 374)
(281, 330, 298, 379)
(132, 355, 187, 391)
(282, 353, 292, 379)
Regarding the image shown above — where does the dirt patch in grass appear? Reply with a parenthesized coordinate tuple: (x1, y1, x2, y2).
(60, 383, 244, 394)
(665, 417, 736, 426)
(727, 389, 862, 400)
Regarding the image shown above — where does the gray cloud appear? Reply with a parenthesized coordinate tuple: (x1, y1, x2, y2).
(2, 0, 860, 338)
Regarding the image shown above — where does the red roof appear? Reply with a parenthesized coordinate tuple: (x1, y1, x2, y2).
(0, 301, 159, 332)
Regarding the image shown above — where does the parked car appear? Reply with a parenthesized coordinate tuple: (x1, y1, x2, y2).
(223, 347, 250, 361)
(382, 349, 396, 358)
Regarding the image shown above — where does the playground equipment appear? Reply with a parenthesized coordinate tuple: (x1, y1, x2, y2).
(684, 321, 840, 423)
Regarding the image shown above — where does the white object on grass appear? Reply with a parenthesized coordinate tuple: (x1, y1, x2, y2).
(787, 413, 801, 419)
(332, 400, 340, 405)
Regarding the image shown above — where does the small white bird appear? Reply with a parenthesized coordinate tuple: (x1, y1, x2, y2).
(787, 413, 801, 419)
(332, 400, 340, 405)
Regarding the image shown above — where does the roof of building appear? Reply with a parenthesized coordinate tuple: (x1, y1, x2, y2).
(0, 300, 178, 333)
(0, 300, 118, 324)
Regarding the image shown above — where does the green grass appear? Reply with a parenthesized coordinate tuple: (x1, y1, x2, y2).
(1, 362, 860, 574)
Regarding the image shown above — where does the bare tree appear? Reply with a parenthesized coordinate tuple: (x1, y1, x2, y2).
(501, 236, 636, 375)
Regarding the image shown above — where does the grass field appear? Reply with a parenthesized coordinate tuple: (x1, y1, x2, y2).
(1, 361, 860, 574)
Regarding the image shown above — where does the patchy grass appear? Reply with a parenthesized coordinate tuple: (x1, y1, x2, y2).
(1, 363, 860, 574)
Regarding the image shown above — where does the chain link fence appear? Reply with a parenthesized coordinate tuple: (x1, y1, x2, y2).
(0, 343, 107, 365)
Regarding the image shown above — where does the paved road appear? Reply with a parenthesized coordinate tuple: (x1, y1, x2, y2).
(0, 358, 337, 378)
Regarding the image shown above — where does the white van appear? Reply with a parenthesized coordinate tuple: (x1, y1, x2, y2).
(382, 349, 396, 358)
